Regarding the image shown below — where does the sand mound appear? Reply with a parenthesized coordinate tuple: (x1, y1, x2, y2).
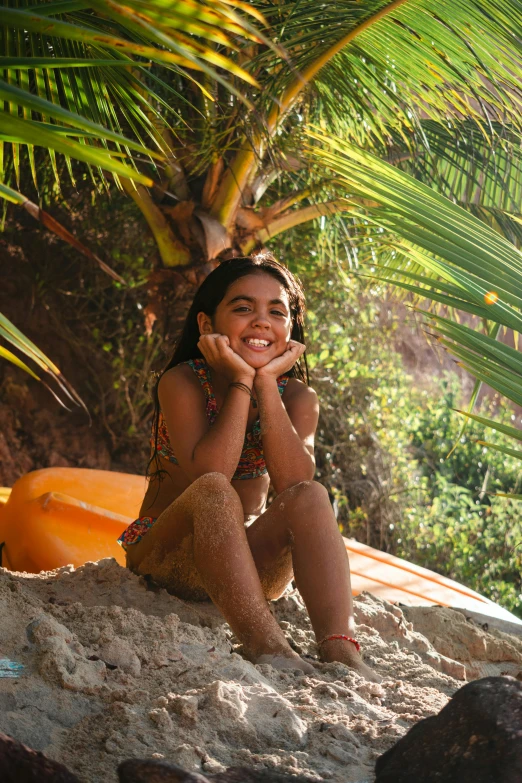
(1, 559, 521, 782)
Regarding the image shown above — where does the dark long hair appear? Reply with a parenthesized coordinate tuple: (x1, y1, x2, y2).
(147, 252, 308, 480)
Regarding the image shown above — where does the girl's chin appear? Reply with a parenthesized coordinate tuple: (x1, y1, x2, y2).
(240, 355, 272, 369)
(235, 347, 274, 368)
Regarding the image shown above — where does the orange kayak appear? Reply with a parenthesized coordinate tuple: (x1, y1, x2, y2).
(0, 467, 519, 626)
(0, 468, 145, 572)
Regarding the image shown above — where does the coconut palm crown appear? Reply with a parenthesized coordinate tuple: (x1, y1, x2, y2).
(3, 0, 522, 460)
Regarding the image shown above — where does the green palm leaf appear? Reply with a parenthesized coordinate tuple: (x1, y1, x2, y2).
(402, 121, 522, 217)
(0, 313, 87, 411)
(0, 0, 269, 192)
(305, 127, 522, 463)
(476, 441, 522, 462)
(456, 411, 522, 444)
(2, 4, 262, 80)
(255, 0, 522, 144)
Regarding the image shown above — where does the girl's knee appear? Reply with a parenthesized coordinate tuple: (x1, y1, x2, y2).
(277, 481, 333, 533)
(280, 480, 330, 509)
(192, 471, 235, 498)
(190, 472, 242, 515)
(193, 471, 228, 486)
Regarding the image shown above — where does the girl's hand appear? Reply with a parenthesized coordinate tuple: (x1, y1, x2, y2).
(255, 340, 306, 381)
(198, 334, 255, 383)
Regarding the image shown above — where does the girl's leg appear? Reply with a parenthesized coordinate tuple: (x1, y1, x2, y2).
(125, 472, 313, 671)
(247, 480, 380, 681)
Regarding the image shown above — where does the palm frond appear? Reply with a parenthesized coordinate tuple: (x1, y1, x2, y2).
(252, 1, 522, 157)
(0, 180, 125, 280)
(477, 441, 522, 462)
(0, 0, 269, 193)
(304, 128, 522, 459)
(401, 121, 522, 217)
(0, 312, 87, 411)
(456, 411, 522, 445)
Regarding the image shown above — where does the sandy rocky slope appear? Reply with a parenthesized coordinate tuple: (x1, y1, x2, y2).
(1, 558, 522, 782)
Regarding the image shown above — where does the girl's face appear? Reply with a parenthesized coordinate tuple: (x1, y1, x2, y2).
(199, 272, 294, 368)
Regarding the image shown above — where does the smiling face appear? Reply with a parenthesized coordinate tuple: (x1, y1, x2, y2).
(198, 272, 293, 368)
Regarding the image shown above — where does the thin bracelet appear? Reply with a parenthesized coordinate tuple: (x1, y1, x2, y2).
(229, 381, 257, 408)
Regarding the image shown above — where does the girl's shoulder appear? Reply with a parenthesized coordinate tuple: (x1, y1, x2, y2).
(160, 361, 192, 383)
(283, 377, 319, 408)
(158, 361, 206, 397)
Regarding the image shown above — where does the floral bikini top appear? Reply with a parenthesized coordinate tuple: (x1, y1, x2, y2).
(152, 358, 289, 480)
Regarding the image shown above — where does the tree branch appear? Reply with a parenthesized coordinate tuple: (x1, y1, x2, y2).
(121, 179, 191, 266)
(241, 199, 358, 253)
(201, 157, 224, 209)
(260, 182, 338, 221)
(209, 145, 257, 229)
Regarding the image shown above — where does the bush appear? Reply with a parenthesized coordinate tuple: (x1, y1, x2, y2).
(393, 377, 522, 617)
(301, 267, 522, 617)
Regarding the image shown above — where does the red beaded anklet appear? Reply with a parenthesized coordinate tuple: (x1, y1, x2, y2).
(318, 634, 361, 653)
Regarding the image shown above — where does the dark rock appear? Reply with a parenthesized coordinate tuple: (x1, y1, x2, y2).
(118, 759, 312, 783)
(0, 731, 80, 782)
(375, 676, 522, 783)
(118, 759, 209, 783)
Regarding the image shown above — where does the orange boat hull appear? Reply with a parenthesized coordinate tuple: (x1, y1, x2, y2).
(0, 468, 145, 572)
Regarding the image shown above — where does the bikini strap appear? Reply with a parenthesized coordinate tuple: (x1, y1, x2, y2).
(186, 358, 217, 422)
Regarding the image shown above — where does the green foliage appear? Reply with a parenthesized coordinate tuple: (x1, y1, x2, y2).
(400, 477, 522, 617)
(404, 377, 522, 496)
(301, 265, 409, 547)
(301, 266, 522, 617)
(393, 377, 522, 617)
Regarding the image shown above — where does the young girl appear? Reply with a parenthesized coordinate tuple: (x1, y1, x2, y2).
(118, 253, 378, 680)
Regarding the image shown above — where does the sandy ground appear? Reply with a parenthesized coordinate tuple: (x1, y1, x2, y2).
(1, 559, 522, 782)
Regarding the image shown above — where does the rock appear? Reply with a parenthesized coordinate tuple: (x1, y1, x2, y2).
(0, 731, 80, 782)
(169, 694, 199, 724)
(37, 635, 107, 694)
(27, 614, 74, 644)
(402, 606, 522, 679)
(118, 758, 313, 782)
(375, 676, 522, 783)
(27, 613, 108, 694)
(196, 679, 308, 748)
(148, 708, 174, 732)
(99, 636, 141, 676)
(355, 593, 468, 679)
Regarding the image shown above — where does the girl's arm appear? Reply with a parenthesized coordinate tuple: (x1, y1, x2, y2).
(254, 343, 319, 495)
(158, 335, 254, 482)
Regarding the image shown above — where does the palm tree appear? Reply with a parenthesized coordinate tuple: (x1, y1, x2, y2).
(3, 0, 522, 453)
(5, 1, 522, 265)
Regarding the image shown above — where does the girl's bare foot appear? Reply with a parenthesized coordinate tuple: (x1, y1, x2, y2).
(255, 651, 315, 673)
(243, 636, 315, 673)
(318, 638, 382, 682)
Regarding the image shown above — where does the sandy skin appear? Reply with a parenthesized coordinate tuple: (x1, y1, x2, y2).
(126, 473, 380, 681)
(127, 273, 380, 681)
